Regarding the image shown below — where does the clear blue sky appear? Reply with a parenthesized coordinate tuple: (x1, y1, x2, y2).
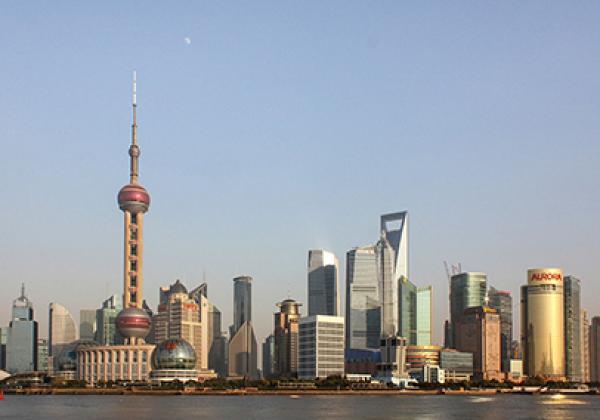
(1, 1, 599, 346)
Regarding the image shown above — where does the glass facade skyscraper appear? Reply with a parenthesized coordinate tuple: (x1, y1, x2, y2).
(345, 245, 380, 349)
(308, 249, 340, 316)
(6, 284, 38, 373)
(488, 286, 513, 373)
(564, 276, 581, 382)
(95, 294, 123, 345)
(416, 286, 432, 346)
(449, 272, 487, 348)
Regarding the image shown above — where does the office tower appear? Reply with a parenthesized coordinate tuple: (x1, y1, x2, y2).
(6, 284, 38, 373)
(440, 349, 474, 382)
(274, 299, 302, 378)
(308, 250, 340, 316)
(78, 74, 154, 386)
(582, 310, 590, 382)
(488, 287, 513, 373)
(591, 316, 600, 383)
(37, 338, 49, 372)
(153, 280, 206, 370)
(455, 306, 502, 381)
(233, 276, 252, 333)
(449, 272, 487, 348)
(345, 245, 380, 350)
(416, 287, 432, 346)
(228, 276, 257, 378)
(49, 303, 77, 372)
(521, 268, 565, 379)
(80, 309, 97, 341)
(564, 276, 582, 382)
(213, 333, 228, 377)
(0, 327, 7, 369)
(94, 294, 123, 345)
(262, 334, 276, 379)
(204, 299, 224, 375)
(298, 315, 344, 379)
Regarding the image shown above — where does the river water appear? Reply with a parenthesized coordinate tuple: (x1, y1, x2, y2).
(1, 394, 599, 419)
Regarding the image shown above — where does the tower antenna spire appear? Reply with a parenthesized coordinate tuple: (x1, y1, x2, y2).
(129, 71, 140, 183)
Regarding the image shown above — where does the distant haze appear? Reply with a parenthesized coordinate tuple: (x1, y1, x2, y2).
(1, 2, 599, 347)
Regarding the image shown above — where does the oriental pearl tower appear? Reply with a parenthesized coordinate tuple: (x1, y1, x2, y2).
(115, 72, 152, 345)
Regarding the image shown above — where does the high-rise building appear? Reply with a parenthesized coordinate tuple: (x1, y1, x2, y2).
(274, 299, 301, 378)
(298, 315, 344, 379)
(49, 303, 77, 372)
(80, 309, 97, 341)
(308, 249, 340, 316)
(591, 316, 600, 383)
(95, 294, 123, 345)
(228, 276, 257, 378)
(37, 338, 49, 373)
(345, 245, 380, 350)
(455, 306, 502, 381)
(378, 336, 409, 381)
(521, 268, 565, 379)
(377, 212, 408, 338)
(233, 276, 252, 334)
(582, 310, 590, 383)
(6, 284, 38, 373)
(449, 272, 487, 348)
(205, 300, 224, 375)
(563, 276, 582, 382)
(0, 327, 7, 370)
(416, 287, 432, 346)
(153, 280, 206, 370)
(78, 74, 154, 386)
(488, 287, 513, 373)
(262, 334, 276, 379)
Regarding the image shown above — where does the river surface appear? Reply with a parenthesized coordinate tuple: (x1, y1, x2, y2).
(1, 394, 599, 419)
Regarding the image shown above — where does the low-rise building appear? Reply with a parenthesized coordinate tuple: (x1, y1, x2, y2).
(440, 349, 473, 382)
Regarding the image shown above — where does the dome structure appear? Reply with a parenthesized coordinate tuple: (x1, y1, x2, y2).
(118, 183, 150, 214)
(151, 338, 197, 370)
(116, 307, 151, 339)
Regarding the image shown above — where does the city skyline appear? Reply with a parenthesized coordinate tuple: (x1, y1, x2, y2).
(2, 2, 600, 351)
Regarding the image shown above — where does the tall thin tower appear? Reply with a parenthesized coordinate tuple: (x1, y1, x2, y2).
(115, 72, 152, 345)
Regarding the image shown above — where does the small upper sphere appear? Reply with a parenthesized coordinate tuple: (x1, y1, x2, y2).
(151, 338, 197, 370)
(118, 184, 150, 213)
(116, 307, 151, 339)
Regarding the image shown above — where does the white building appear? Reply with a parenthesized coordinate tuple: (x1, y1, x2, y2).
(298, 315, 344, 379)
(423, 364, 445, 384)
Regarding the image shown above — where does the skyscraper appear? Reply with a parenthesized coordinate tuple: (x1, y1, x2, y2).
(521, 268, 565, 379)
(345, 245, 380, 350)
(79, 309, 97, 341)
(308, 249, 340, 316)
(274, 299, 301, 378)
(591, 316, 600, 383)
(582, 310, 590, 383)
(377, 212, 409, 338)
(94, 294, 123, 345)
(228, 276, 257, 378)
(488, 287, 513, 373)
(455, 306, 502, 381)
(48, 303, 77, 371)
(262, 334, 276, 379)
(6, 284, 38, 373)
(564, 276, 582, 382)
(233, 276, 252, 333)
(449, 272, 487, 348)
(416, 286, 432, 346)
(153, 280, 206, 370)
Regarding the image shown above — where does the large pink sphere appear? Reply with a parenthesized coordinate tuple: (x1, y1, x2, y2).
(116, 307, 151, 339)
(118, 184, 150, 213)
